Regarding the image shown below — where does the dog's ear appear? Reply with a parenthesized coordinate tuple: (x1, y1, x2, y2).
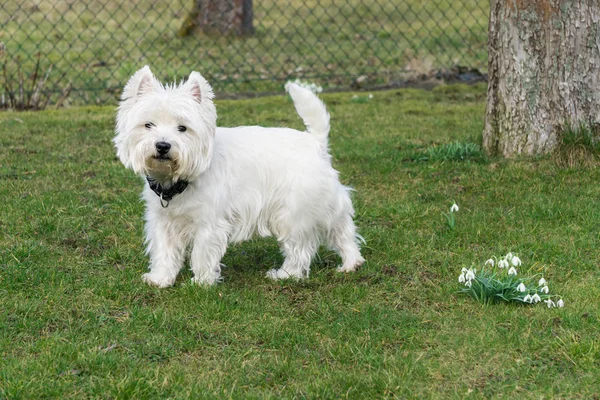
(122, 66, 156, 100)
(184, 71, 214, 104)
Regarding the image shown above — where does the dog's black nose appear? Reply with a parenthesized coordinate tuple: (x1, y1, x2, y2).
(155, 141, 171, 155)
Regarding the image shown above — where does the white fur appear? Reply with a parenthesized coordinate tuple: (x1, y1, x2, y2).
(115, 66, 365, 287)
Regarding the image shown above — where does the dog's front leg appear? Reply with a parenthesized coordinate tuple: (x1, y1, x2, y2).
(190, 225, 228, 285)
(142, 220, 187, 288)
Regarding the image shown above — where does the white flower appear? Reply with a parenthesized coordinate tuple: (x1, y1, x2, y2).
(465, 280, 472, 288)
(484, 259, 494, 267)
(505, 252, 513, 260)
(461, 267, 468, 274)
(557, 299, 564, 308)
(544, 299, 555, 308)
(368, 93, 373, 99)
(517, 283, 527, 292)
(450, 203, 459, 212)
(458, 273, 466, 283)
(532, 293, 541, 303)
(508, 267, 517, 275)
(540, 285, 549, 294)
(465, 269, 475, 281)
(498, 259, 509, 269)
(538, 278, 547, 286)
(523, 294, 532, 303)
(511, 256, 522, 267)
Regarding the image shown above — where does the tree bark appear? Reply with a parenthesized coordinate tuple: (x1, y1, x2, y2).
(483, 0, 600, 156)
(178, 0, 253, 37)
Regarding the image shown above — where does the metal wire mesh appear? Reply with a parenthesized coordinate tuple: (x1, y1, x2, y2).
(1, 0, 489, 107)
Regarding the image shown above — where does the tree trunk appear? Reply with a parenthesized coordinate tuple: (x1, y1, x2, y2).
(178, 0, 253, 37)
(483, 0, 600, 156)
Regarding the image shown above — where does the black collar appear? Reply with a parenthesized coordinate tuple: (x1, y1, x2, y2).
(146, 176, 189, 208)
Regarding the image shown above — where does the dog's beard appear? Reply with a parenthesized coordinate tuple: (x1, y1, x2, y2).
(145, 155, 179, 183)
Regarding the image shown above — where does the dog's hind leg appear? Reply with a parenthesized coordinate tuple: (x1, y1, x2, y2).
(328, 214, 365, 273)
(266, 234, 317, 280)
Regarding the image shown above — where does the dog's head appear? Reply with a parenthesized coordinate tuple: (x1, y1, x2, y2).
(114, 66, 217, 184)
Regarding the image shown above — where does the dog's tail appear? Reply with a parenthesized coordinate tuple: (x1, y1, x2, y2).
(285, 82, 330, 146)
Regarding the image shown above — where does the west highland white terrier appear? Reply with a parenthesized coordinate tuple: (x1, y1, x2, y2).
(114, 66, 365, 287)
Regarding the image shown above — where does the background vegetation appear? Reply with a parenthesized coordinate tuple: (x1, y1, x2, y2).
(1, 0, 488, 105)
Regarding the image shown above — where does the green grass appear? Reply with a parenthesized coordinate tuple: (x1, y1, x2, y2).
(1, 0, 489, 105)
(1, 84, 600, 398)
(553, 124, 600, 168)
(417, 141, 485, 162)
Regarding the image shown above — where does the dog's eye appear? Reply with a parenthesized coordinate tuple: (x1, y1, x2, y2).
(177, 125, 187, 132)
(145, 122, 154, 129)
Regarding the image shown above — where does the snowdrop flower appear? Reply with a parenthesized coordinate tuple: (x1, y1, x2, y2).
(368, 93, 373, 99)
(450, 203, 459, 212)
(465, 269, 475, 281)
(458, 255, 564, 307)
(309, 83, 323, 94)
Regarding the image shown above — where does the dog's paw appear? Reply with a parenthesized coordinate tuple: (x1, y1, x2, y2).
(266, 268, 304, 281)
(336, 257, 365, 273)
(142, 272, 176, 288)
(190, 273, 222, 286)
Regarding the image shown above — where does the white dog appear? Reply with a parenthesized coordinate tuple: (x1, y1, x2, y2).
(114, 66, 364, 287)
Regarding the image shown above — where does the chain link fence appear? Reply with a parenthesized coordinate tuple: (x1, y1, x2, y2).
(1, 0, 488, 107)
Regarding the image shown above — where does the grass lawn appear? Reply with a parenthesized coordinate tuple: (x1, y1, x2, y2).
(1, 84, 599, 398)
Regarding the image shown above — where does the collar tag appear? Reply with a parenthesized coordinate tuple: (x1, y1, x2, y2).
(159, 194, 169, 208)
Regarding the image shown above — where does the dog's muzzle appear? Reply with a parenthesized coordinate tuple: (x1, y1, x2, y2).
(146, 142, 178, 181)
